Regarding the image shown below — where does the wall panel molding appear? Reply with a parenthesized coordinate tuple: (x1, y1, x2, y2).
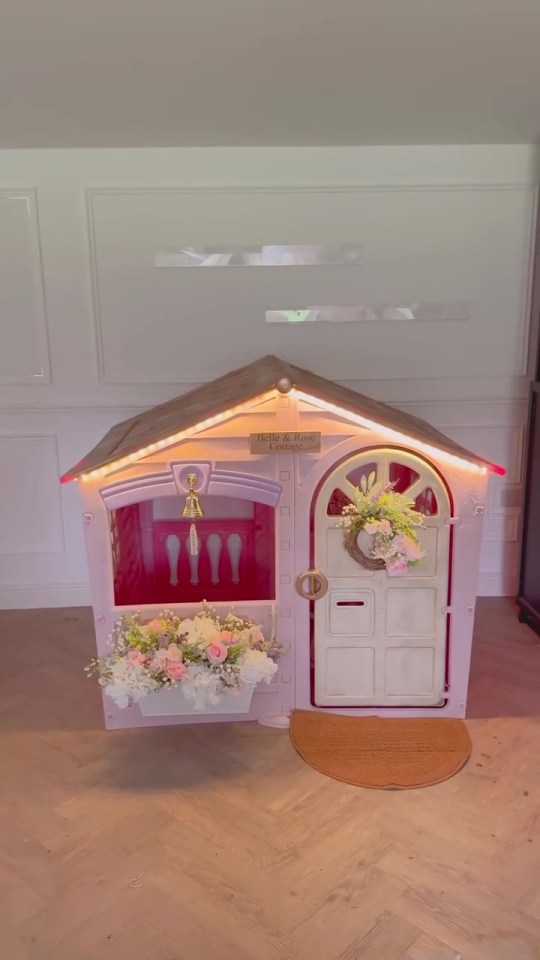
(0, 394, 529, 415)
(0, 581, 90, 609)
(0, 433, 65, 554)
(477, 573, 518, 597)
(86, 184, 536, 385)
(87, 184, 536, 197)
(442, 425, 524, 484)
(0, 189, 51, 384)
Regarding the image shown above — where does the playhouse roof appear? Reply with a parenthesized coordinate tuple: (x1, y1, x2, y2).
(61, 355, 504, 482)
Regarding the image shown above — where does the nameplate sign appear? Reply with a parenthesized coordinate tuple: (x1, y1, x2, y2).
(249, 432, 321, 453)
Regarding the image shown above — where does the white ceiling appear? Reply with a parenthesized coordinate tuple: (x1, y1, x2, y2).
(2, 0, 540, 148)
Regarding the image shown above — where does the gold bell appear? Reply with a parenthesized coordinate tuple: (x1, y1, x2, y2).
(182, 474, 204, 520)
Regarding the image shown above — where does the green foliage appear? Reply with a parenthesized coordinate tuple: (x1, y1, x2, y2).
(349, 479, 424, 540)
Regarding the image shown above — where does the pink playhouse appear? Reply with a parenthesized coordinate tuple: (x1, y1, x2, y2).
(62, 356, 504, 730)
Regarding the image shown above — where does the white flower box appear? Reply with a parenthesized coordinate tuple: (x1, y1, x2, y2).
(138, 682, 256, 717)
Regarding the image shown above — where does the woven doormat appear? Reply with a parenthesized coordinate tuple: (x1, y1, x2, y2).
(290, 711, 471, 789)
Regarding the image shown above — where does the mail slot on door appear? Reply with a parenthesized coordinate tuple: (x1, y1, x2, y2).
(329, 590, 375, 636)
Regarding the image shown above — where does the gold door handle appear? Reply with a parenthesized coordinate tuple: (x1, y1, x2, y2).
(295, 569, 329, 600)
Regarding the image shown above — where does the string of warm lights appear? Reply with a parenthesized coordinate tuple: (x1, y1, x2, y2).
(292, 390, 498, 475)
(77, 390, 277, 482)
(73, 386, 501, 483)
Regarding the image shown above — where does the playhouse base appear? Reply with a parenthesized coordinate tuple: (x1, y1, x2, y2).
(257, 713, 291, 729)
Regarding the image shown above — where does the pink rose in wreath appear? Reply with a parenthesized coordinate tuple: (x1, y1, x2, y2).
(165, 660, 187, 681)
(401, 535, 423, 561)
(206, 642, 228, 665)
(220, 630, 236, 646)
(386, 556, 408, 573)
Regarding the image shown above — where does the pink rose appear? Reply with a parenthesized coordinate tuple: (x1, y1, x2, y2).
(401, 536, 423, 560)
(166, 643, 182, 661)
(206, 642, 228, 665)
(387, 556, 408, 572)
(127, 649, 146, 666)
(146, 618, 169, 637)
(165, 660, 187, 681)
(220, 630, 236, 645)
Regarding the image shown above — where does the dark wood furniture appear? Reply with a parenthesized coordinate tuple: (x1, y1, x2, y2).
(518, 381, 540, 634)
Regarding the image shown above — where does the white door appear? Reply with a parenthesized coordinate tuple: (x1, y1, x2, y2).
(312, 448, 451, 707)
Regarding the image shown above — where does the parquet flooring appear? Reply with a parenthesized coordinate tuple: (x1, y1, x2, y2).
(0, 598, 539, 959)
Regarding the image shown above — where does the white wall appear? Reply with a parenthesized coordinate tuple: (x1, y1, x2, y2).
(0, 145, 537, 607)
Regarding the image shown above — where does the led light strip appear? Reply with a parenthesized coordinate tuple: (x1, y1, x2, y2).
(293, 390, 497, 475)
(76, 386, 500, 482)
(79, 390, 276, 481)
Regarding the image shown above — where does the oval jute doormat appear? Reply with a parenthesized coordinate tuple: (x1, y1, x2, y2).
(290, 711, 472, 789)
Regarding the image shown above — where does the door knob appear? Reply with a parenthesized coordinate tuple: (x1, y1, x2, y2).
(295, 568, 329, 600)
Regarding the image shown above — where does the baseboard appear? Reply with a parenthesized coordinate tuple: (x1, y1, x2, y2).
(477, 573, 517, 597)
(0, 582, 91, 610)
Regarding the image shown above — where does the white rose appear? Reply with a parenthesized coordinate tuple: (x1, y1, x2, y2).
(177, 618, 198, 643)
(190, 616, 221, 648)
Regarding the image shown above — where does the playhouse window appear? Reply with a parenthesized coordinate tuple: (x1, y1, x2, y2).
(414, 487, 439, 516)
(327, 488, 354, 516)
(110, 495, 275, 607)
(345, 462, 378, 490)
(389, 462, 420, 493)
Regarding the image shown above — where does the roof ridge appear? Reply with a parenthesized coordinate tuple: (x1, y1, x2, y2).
(60, 354, 504, 481)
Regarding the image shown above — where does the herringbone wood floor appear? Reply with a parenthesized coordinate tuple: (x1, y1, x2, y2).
(0, 599, 539, 960)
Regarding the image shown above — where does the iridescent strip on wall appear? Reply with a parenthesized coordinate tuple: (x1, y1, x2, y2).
(154, 244, 364, 267)
(265, 303, 470, 324)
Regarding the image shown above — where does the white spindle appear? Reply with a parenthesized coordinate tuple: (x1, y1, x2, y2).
(165, 534, 181, 586)
(207, 533, 222, 585)
(227, 533, 243, 585)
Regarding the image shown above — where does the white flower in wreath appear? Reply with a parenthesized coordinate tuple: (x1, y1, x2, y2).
(364, 518, 392, 535)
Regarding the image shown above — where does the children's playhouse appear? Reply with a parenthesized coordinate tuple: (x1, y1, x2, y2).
(62, 355, 503, 730)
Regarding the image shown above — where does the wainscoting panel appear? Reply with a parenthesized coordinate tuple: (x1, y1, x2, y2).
(0, 434, 64, 554)
(0, 190, 51, 384)
(87, 186, 535, 385)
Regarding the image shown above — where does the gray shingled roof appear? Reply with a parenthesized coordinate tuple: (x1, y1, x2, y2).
(61, 355, 503, 481)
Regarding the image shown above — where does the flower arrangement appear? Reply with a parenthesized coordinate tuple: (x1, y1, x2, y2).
(86, 605, 280, 711)
(337, 472, 426, 572)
